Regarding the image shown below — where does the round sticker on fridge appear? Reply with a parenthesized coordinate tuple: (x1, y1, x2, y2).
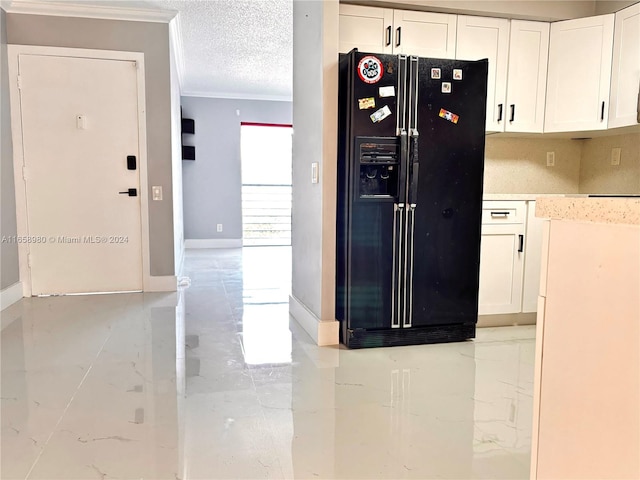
(357, 56, 384, 84)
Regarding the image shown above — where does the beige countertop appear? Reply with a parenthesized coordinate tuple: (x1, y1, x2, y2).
(536, 196, 640, 225)
(483, 194, 567, 201)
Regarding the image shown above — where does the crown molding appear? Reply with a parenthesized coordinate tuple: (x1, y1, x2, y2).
(169, 14, 185, 90)
(181, 90, 293, 102)
(3, 0, 177, 23)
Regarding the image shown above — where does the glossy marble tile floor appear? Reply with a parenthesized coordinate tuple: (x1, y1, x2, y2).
(1, 247, 535, 479)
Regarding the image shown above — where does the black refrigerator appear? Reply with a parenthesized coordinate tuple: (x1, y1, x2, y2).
(336, 50, 488, 349)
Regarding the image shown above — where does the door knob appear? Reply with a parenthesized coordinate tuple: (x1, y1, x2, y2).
(119, 188, 137, 196)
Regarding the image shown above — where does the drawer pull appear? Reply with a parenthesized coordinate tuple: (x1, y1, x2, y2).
(490, 211, 510, 217)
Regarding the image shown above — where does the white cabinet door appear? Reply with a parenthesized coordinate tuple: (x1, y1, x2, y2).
(544, 15, 614, 133)
(478, 225, 525, 315)
(456, 16, 510, 132)
(392, 10, 457, 58)
(609, 3, 640, 128)
(506, 21, 550, 133)
(522, 201, 544, 313)
(338, 4, 393, 55)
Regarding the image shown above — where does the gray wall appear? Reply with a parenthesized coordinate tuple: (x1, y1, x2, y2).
(180, 96, 292, 240)
(1, 9, 19, 290)
(6, 13, 176, 276)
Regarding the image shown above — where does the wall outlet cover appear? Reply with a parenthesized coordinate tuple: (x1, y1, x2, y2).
(611, 147, 621, 166)
(546, 152, 555, 167)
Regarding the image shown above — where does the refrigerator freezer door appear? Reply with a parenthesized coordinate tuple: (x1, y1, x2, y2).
(336, 51, 407, 333)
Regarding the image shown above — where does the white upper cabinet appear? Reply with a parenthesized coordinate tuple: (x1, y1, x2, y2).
(545, 15, 615, 133)
(609, 2, 640, 129)
(339, 5, 393, 55)
(392, 10, 457, 58)
(456, 16, 510, 132)
(505, 21, 550, 133)
(338, 5, 456, 58)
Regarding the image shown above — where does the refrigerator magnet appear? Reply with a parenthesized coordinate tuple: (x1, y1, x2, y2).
(441, 82, 452, 93)
(358, 97, 376, 110)
(370, 105, 392, 123)
(431, 68, 441, 79)
(439, 108, 459, 124)
(378, 86, 395, 98)
(357, 55, 384, 84)
(453, 69, 463, 80)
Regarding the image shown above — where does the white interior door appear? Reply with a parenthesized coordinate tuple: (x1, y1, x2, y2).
(18, 54, 143, 295)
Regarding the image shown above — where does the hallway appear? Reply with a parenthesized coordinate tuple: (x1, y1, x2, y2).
(2, 247, 534, 479)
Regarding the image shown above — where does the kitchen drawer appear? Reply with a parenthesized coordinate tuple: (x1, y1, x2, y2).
(482, 201, 526, 225)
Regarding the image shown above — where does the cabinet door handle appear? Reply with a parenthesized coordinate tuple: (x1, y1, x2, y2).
(518, 234, 524, 253)
(601, 101, 605, 121)
(386, 26, 392, 46)
(497, 104, 503, 122)
(636, 80, 640, 123)
(510, 104, 515, 122)
(395, 26, 401, 47)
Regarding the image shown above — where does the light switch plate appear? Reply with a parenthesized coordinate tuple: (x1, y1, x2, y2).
(152, 186, 163, 201)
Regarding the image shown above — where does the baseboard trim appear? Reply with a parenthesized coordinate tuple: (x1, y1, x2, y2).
(185, 239, 242, 249)
(477, 312, 537, 328)
(1, 282, 24, 311)
(146, 275, 177, 292)
(289, 294, 339, 346)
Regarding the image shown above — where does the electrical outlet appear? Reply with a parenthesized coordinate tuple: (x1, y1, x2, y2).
(546, 152, 555, 167)
(152, 186, 163, 201)
(216, 224, 223, 232)
(311, 162, 319, 184)
(611, 147, 621, 166)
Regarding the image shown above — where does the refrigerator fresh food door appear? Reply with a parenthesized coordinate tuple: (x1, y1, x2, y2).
(406, 57, 488, 328)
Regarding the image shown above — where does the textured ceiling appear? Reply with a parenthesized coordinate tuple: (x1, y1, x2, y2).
(152, 0, 293, 100)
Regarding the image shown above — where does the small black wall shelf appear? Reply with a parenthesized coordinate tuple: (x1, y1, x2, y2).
(181, 116, 195, 160)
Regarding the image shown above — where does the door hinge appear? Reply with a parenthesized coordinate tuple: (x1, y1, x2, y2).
(17, 74, 22, 90)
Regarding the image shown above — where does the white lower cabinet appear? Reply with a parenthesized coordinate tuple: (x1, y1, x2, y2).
(478, 200, 543, 316)
(478, 201, 525, 315)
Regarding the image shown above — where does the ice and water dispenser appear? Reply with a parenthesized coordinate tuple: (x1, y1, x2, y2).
(355, 137, 399, 199)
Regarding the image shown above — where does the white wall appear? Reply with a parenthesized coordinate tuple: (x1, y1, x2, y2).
(290, 0, 339, 345)
(344, 0, 598, 21)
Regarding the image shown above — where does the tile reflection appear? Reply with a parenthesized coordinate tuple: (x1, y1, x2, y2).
(2, 247, 535, 479)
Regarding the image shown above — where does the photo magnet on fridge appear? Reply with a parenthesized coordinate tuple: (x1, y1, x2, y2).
(378, 86, 395, 98)
(370, 105, 392, 123)
(441, 82, 452, 94)
(358, 97, 376, 110)
(438, 108, 459, 124)
(453, 69, 463, 80)
(357, 55, 384, 84)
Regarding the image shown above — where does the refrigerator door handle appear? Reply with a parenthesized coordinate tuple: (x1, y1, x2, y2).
(398, 131, 409, 205)
(408, 134, 419, 206)
(391, 203, 403, 328)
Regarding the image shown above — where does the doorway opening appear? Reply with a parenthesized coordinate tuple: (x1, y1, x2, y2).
(240, 123, 293, 247)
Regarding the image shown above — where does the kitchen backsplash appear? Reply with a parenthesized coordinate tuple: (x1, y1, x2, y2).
(484, 137, 581, 194)
(579, 132, 640, 194)
(483, 132, 640, 194)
